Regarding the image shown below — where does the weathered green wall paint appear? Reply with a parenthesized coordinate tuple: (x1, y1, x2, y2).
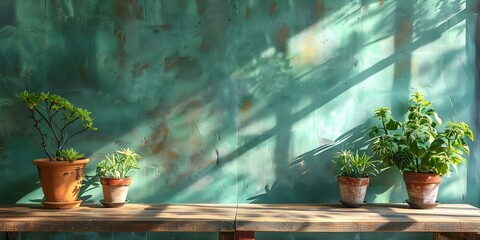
(0, 0, 478, 239)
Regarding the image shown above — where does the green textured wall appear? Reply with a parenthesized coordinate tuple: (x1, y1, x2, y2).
(0, 0, 478, 239)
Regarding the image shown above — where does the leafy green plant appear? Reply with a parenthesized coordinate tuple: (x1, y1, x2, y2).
(332, 150, 379, 178)
(58, 148, 85, 161)
(97, 148, 141, 179)
(17, 90, 97, 161)
(370, 91, 474, 176)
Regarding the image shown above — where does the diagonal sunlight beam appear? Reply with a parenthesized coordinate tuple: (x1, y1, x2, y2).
(220, 9, 467, 166)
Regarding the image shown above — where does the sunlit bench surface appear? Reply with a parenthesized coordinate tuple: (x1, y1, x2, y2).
(1, 203, 479, 240)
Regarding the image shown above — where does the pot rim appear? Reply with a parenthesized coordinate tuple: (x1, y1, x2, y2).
(337, 176, 370, 186)
(100, 177, 132, 186)
(32, 158, 90, 166)
(337, 176, 370, 180)
(403, 171, 442, 184)
(100, 176, 132, 181)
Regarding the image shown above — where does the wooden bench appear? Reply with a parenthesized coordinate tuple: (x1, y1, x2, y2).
(0, 204, 237, 240)
(1, 203, 479, 240)
(235, 204, 480, 240)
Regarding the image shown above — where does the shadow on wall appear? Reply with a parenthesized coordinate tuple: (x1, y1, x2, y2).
(0, 0, 340, 204)
(247, 123, 403, 204)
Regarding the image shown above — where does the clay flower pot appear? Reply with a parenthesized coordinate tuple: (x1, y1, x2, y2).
(403, 172, 442, 208)
(33, 158, 89, 209)
(100, 177, 131, 206)
(337, 176, 369, 208)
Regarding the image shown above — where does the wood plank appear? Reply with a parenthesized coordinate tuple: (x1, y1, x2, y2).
(235, 204, 480, 233)
(0, 204, 236, 233)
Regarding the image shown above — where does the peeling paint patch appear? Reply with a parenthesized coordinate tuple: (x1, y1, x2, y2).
(245, 5, 251, 19)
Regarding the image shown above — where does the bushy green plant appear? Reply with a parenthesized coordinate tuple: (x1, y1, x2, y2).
(332, 150, 379, 178)
(17, 90, 97, 161)
(370, 91, 474, 176)
(58, 148, 85, 161)
(97, 148, 141, 178)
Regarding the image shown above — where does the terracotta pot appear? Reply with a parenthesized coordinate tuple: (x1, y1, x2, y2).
(337, 176, 369, 207)
(33, 158, 89, 209)
(403, 172, 442, 206)
(100, 177, 131, 204)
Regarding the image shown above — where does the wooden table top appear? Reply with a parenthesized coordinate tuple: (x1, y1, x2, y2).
(235, 203, 480, 233)
(0, 203, 479, 233)
(0, 204, 237, 232)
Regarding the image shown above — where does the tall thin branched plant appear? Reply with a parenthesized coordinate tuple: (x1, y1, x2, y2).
(17, 90, 97, 161)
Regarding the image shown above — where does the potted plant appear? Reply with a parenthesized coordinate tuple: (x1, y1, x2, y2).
(332, 149, 379, 208)
(17, 90, 97, 209)
(97, 148, 141, 208)
(370, 91, 474, 208)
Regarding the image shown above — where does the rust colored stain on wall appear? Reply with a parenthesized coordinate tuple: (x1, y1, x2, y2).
(379, 0, 384, 7)
(167, 149, 179, 160)
(163, 53, 202, 80)
(150, 123, 170, 154)
(164, 54, 190, 72)
(275, 25, 290, 53)
(152, 24, 172, 33)
(115, 0, 144, 20)
(246, 5, 251, 19)
(240, 99, 252, 114)
(114, 27, 127, 69)
(240, 99, 253, 124)
(269, 3, 277, 17)
(395, 19, 411, 45)
(316, 0, 324, 18)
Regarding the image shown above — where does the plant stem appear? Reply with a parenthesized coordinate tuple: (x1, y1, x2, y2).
(35, 107, 61, 145)
(59, 128, 87, 152)
(30, 109, 53, 161)
(381, 117, 388, 135)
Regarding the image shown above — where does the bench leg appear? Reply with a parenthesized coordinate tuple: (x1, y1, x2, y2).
(235, 231, 255, 240)
(433, 232, 480, 240)
(219, 232, 234, 240)
(219, 232, 254, 240)
(5, 232, 18, 240)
